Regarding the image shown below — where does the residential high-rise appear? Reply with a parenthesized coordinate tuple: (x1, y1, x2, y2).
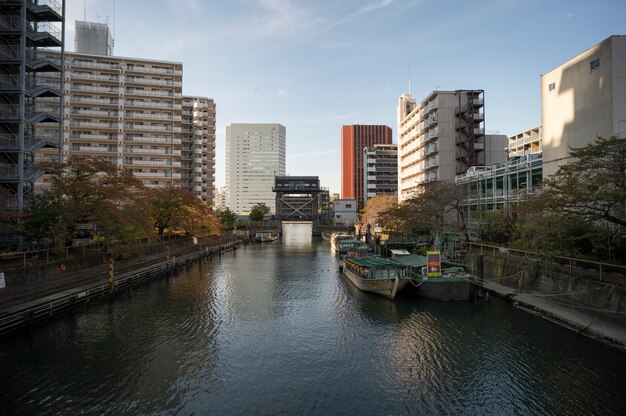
(397, 90, 506, 201)
(36, 51, 186, 189)
(181, 96, 216, 204)
(341, 124, 392, 209)
(225, 123, 286, 214)
(74, 20, 113, 56)
(363, 143, 397, 205)
(541, 35, 626, 177)
(0, 0, 65, 214)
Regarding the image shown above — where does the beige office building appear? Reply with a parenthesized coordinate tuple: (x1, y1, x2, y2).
(397, 90, 506, 201)
(182, 96, 216, 204)
(541, 35, 626, 177)
(225, 123, 286, 214)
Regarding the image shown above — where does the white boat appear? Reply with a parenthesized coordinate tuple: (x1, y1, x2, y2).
(329, 233, 353, 251)
(342, 256, 409, 300)
(255, 230, 280, 242)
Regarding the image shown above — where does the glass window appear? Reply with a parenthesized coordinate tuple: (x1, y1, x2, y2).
(590, 59, 600, 71)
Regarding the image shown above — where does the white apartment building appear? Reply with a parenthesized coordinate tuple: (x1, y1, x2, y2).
(541, 35, 626, 177)
(397, 90, 506, 201)
(225, 123, 286, 214)
(507, 126, 542, 158)
(37, 51, 186, 188)
(363, 143, 397, 205)
(181, 96, 216, 204)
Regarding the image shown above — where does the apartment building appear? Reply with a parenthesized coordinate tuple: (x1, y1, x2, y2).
(225, 123, 286, 214)
(0, 0, 65, 214)
(507, 126, 542, 158)
(341, 124, 392, 209)
(181, 96, 216, 204)
(362, 143, 397, 205)
(397, 90, 506, 201)
(541, 35, 626, 177)
(36, 51, 185, 189)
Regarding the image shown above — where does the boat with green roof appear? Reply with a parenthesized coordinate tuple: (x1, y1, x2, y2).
(342, 256, 409, 299)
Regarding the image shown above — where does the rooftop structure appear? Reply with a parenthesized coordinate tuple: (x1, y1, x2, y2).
(74, 20, 112, 56)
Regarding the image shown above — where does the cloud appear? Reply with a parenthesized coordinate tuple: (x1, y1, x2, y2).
(358, 0, 395, 15)
(565, 12, 575, 18)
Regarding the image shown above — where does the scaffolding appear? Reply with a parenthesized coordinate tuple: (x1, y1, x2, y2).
(0, 0, 65, 220)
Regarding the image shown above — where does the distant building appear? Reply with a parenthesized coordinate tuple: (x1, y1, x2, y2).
(74, 21, 113, 56)
(541, 35, 626, 177)
(363, 143, 397, 205)
(181, 97, 216, 204)
(333, 198, 358, 227)
(213, 186, 226, 210)
(341, 124, 392, 209)
(225, 123, 286, 214)
(507, 126, 542, 158)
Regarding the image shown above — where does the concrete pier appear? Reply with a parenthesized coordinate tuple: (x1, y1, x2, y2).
(475, 278, 626, 351)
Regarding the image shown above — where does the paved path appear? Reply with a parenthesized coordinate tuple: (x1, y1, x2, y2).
(476, 278, 626, 351)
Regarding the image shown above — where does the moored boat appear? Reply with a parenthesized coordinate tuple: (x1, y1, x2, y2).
(255, 230, 280, 242)
(342, 256, 409, 299)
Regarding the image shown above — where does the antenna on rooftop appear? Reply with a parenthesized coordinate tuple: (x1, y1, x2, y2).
(83, 0, 86, 21)
(112, 0, 116, 52)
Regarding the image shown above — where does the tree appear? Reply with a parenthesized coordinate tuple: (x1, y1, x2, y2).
(249, 203, 270, 221)
(26, 156, 148, 246)
(539, 136, 626, 228)
(217, 207, 237, 228)
(361, 195, 397, 229)
(377, 181, 470, 240)
(140, 186, 220, 236)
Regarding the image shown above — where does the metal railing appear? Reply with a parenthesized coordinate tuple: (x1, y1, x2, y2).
(464, 242, 626, 287)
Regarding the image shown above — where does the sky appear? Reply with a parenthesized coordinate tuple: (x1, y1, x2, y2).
(64, 0, 626, 195)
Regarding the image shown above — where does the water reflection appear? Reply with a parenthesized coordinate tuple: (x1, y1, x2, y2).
(1, 227, 626, 415)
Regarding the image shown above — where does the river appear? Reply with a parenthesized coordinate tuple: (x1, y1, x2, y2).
(1, 223, 625, 415)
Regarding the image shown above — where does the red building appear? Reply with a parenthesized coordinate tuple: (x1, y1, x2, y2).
(341, 124, 392, 209)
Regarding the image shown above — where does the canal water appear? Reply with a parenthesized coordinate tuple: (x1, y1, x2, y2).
(1, 224, 626, 415)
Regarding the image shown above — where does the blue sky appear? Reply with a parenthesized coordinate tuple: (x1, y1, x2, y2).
(66, 0, 626, 195)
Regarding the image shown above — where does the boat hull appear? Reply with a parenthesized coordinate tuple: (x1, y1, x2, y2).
(342, 268, 408, 300)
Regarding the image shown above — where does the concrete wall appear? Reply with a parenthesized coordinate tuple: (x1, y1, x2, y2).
(541, 36, 625, 177)
(469, 253, 626, 313)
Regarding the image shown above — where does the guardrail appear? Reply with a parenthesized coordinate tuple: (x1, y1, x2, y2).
(463, 242, 626, 287)
(0, 239, 241, 335)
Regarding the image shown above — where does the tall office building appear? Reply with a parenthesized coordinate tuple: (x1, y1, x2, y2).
(397, 90, 506, 201)
(36, 51, 185, 188)
(541, 35, 626, 177)
(74, 20, 112, 56)
(341, 124, 392, 209)
(181, 96, 216, 204)
(0, 0, 65, 214)
(363, 143, 398, 205)
(225, 123, 286, 214)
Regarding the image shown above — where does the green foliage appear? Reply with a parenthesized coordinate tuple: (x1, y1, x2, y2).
(249, 203, 270, 221)
(479, 209, 515, 244)
(218, 207, 237, 227)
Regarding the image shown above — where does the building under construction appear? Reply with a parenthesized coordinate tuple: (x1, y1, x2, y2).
(0, 0, 65, 219)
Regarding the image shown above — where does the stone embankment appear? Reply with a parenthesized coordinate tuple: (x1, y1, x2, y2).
(0, 236, 245, 335)
(467, 252, 626, 351)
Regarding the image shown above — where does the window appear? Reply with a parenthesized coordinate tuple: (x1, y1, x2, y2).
(548, 83, 555, 91)
(590, 59, 600, 71)
(345, 204, 352, 208)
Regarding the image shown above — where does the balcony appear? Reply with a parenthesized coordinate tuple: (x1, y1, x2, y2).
(72, 84, 120, 94)
(124, 100, 174, 109)
(124, 89, 174, 97)
(72, 60, 122, 71)
(124, 65, 182, 76)
(71, 72, 120, 83)
(70, 120, 119, 129)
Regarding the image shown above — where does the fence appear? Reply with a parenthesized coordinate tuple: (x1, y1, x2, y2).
(463, 242, 626, 288)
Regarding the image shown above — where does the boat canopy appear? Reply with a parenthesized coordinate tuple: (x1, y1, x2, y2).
(345, 257, 403, 269)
